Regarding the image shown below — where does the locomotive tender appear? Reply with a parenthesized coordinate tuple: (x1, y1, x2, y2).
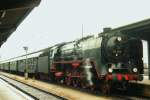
(0, 32, 143, 93)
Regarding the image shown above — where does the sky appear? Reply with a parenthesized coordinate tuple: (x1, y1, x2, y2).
(0, 0, 150, 61)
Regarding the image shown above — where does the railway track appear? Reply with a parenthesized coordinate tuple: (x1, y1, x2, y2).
(45, 79, 150, 100)
(65, 83, 150, 100)
(109, 88, 150, 100)
(0, 72, 150, 100)
(0, 75, 65, 100)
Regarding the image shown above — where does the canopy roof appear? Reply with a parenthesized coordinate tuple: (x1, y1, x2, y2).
(100, 18, 150, 40)
(0, 0, 41, 46)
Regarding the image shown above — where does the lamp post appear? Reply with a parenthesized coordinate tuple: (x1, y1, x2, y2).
(23, 46, 28, 80)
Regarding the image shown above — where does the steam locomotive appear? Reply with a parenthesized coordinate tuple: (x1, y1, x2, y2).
(0, 32, 143, 93)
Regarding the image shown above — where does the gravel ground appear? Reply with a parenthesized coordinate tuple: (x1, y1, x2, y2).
(0, 75, 63, 100)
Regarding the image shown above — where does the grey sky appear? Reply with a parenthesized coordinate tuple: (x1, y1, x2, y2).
(0, 0, 150, 60)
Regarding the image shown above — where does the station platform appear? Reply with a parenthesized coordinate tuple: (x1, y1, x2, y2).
(0, 78, 33, 100)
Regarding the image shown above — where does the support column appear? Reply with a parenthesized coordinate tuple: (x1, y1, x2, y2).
(148, 40, 150, 80)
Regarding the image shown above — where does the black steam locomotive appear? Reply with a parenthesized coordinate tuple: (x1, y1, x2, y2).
(0, 32, 143, 93)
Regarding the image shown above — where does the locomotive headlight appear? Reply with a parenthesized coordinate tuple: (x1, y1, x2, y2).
(117, 36, 122, 41)
(108, 68, 113, 73)
(132, 68, 138, 72)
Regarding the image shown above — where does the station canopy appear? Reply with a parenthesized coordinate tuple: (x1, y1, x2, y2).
(101, 18, 150, 41)
(0, 0, 41, 47)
